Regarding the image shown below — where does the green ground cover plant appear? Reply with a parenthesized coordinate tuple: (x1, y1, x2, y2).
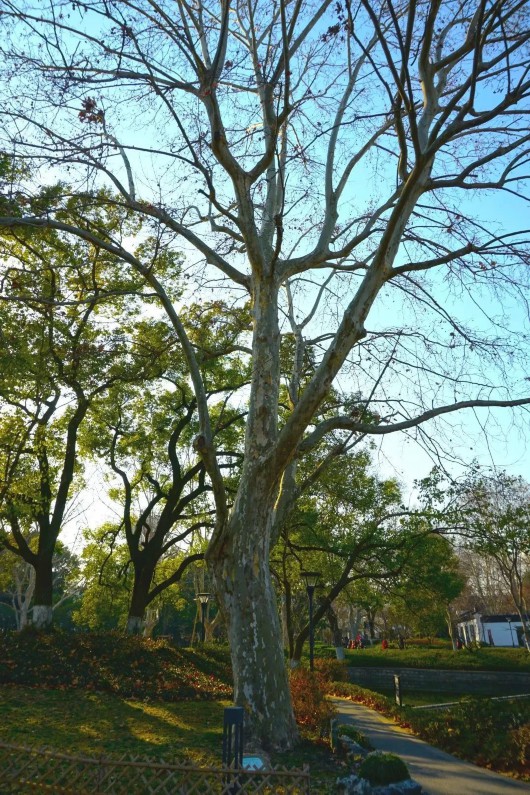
(343, 645, 530, 672)
(402, 697, 530, 779)
(0, 684, 343, 793)
(0, 630, 233, 700)
(328, 681, 530, 781)
(0, 686, 228, 764)
(337, 725, 373, 750)
(0, 632, 344, 793)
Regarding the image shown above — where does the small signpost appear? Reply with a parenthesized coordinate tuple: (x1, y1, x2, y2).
(394, 674, 403, 707)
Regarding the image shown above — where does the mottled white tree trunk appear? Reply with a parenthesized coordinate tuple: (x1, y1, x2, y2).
(211, 477, 298, 750)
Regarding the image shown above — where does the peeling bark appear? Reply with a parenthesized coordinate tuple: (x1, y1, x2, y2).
(210, 472, 298, 750)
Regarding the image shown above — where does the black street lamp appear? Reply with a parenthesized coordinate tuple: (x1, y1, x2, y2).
(196, 592, 210, 643)
(301, 571, 321, 670)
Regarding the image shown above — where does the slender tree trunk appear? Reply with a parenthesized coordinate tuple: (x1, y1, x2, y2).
(446, 607, 458, 650)
(210, 474, 298, 751)
(13, 562, 35, 630)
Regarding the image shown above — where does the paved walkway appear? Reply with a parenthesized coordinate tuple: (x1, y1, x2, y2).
(332, 698, 529, 795)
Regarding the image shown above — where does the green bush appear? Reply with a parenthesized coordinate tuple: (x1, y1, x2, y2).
(326, 681, 396, 716)
(404, 696, 530, 773)
(337, 724, 373, 749)
(358, 752, 410, 785)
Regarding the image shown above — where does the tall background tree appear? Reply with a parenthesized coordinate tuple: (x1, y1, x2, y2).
(0, 204, 168, 627)
(1, 0, 530, 747)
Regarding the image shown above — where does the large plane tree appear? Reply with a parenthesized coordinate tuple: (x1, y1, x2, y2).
(1, 0, 530, 748)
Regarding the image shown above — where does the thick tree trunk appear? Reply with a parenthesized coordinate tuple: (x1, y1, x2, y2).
(32, 556, 53, 629)
(126, 560, 157, 635)
(210, 479, 298, 751)
(127, 615, 144, 635)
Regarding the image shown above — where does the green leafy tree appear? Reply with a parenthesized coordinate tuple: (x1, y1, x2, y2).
(381, 534, 466, 643)
(82, 300, 249, 634)
(73, 526, 133, 631)
(0, 205, 167, 627)
(273, 448, 415, 662)
(74, 524, 196, 633)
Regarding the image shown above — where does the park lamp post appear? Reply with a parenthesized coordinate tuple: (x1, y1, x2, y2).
(196, 592, 210, 643)
(301, 571, 321, 671)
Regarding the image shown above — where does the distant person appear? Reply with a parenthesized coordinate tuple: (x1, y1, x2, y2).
(381, 638, 389, 650)
(398, 634, 405, 649)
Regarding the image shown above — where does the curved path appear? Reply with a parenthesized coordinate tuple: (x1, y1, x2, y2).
(333, 698, 529, 795)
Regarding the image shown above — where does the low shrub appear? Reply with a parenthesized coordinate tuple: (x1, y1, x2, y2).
(404, 696, 530, 775)
(289, 667, 336, 731)
(337, 724, 373, 749)
(314, 658, 349, 683)
(509, 722, 530, 767)
(358, 752, 410, 785)
(326, 681, 396, 716)
(407, 637, 451, 649)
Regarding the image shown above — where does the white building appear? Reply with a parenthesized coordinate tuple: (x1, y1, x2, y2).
(456, 611, 527, 647)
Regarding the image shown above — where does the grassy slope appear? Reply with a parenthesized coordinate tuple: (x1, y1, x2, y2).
(0, 631, 340, 792)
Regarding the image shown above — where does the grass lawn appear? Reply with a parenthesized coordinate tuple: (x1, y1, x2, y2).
(0, 685, 229, 765)
(0, 685, 343, 792)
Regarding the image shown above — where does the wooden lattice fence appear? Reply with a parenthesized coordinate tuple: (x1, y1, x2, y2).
(0, 741, 311, 794)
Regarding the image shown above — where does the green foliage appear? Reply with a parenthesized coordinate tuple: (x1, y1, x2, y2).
(289, 667, 336, 730)
(337, 725, 373, 749)
(343, 645, 530, 671)
(0, 685, 228, 765)
(0, 631, 233, 701)
(313, 658, 349, 683)
(510, 723, 530, 767)
(72, 526, 133, 631)
(358, 752, 410, 785)
(405, 697, 530, 775)
(0, 195, 174, 618)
